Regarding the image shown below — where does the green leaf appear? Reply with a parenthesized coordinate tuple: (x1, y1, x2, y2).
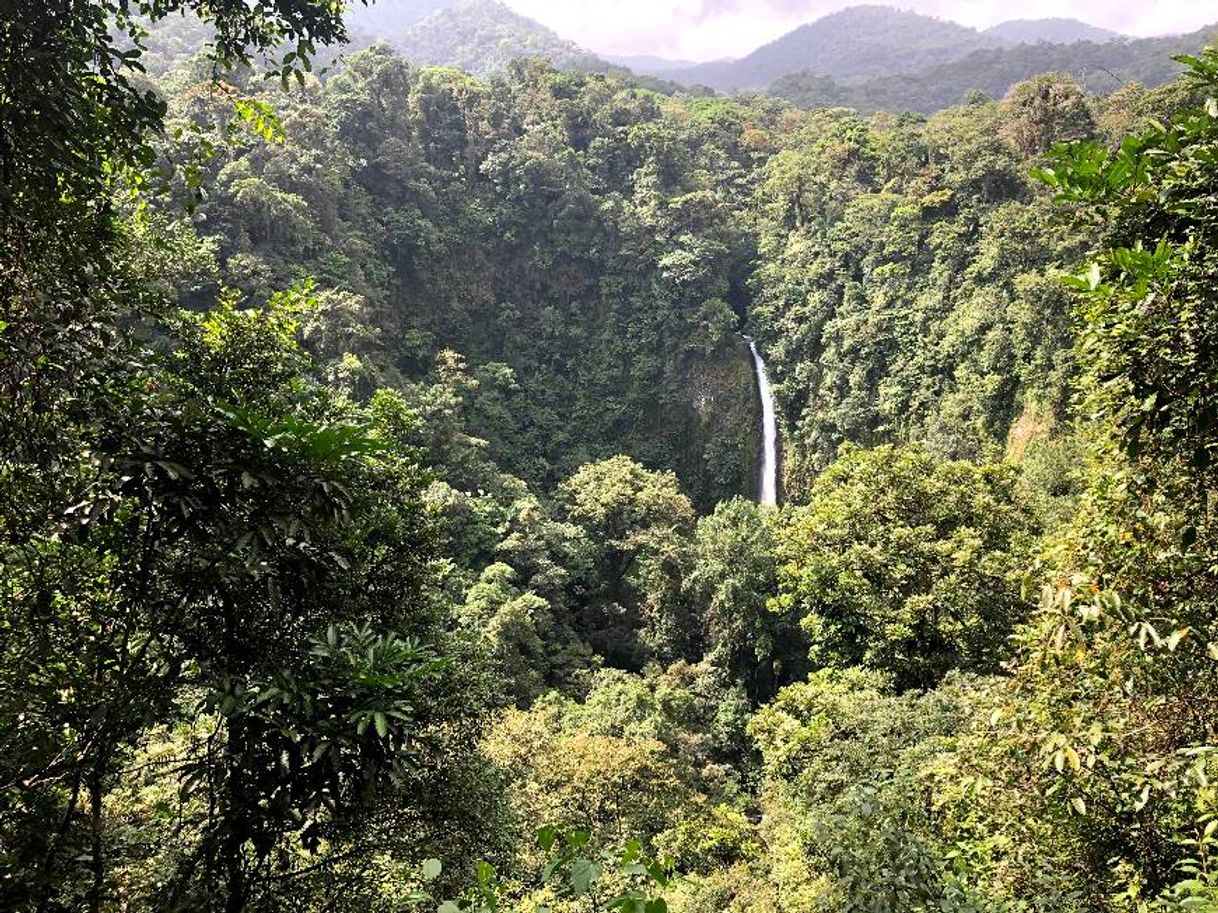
(537, 825, 558, 852)
(423, 859, 442, 881)
(567, 830, 590, 850)
(645, 861, 670, 888)
(476, 860, 496, 887)
(569, 858, 598, 896)
(1087, 261, 1103, 290)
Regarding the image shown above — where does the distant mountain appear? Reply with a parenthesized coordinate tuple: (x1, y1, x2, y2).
(362, 0, 602, 76)
(985, 18, 1121, 45)
(349, 0, 700, 94)
(770, 24, 1217, 114)
(345, 0, 451, 36)
(603, 53, 700, 73)
(667, 6, 1004, 92)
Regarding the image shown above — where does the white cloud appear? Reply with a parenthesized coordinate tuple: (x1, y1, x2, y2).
(503, 0, 1218, 60)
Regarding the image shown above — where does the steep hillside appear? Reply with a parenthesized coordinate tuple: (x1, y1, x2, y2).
(668, 6, 1002, 91)
(772, 25, 1216, 113)
(985, 17, 1121, 45)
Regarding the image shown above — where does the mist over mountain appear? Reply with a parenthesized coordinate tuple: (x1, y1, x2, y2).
(984, 17, 1122, 45)
(602, 53, 701, 72)
(344, 0, 451, 34)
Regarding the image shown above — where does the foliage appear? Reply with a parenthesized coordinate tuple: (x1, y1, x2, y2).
(418, 827, 674, 913)
(686, 498, 805, 702)
(5, 1, 1218, 910)
(749, 94, 1089, 491)
(748, 669, 1008, 913)
(557, 457, 696, 667)
(771, 27, 1213, 115)
(977, 47, 1218, 908)
(776, 445, 1041, 689)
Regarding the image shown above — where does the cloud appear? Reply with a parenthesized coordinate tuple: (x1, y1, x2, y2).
(504, 0, 1218, 60)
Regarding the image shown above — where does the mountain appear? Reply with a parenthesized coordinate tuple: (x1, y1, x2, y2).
(667, 6, 1004, 92)
(361, 0, 603, 76)
(603, 53, 700, 73)
(344, 0, 451, 35)
(770, 24, 1217, 114)
(985, 18, 1121, 45)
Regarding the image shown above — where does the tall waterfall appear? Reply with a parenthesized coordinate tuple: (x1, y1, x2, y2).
(746, 337, 779, 506)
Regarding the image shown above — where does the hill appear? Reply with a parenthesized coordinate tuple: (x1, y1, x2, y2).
(342, 0, 690, 90)
(985, 18, 1122, 45)
(667, 5, 1003, 92)
(369, 0, 603, 76)
(344, 0, 450, 35)
(771, 24, 1217, 113)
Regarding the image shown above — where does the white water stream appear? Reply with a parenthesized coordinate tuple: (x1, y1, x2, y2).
(746, 337, 779, 506)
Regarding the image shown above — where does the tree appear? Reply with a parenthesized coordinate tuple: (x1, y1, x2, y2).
(991, 48, 1218, 906)
(748, 669, 1009, 913)
(558, 457, 696, 667)
(0, 289, 498, 911)
(1000, 73, 1097, 158)
(459, 563, 594, 707)
(776, 444, 1041, 689)
(685, 498, 805, 703)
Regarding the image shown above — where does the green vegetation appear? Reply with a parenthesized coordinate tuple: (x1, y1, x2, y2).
(3, 3, 1218, 912)
(771, 26, 1215, 114)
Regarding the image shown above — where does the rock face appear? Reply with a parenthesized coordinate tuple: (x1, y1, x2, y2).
(671, 335, 764, 511)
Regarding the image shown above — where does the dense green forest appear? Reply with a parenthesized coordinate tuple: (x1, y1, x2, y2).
(3, 3, 1218, 913)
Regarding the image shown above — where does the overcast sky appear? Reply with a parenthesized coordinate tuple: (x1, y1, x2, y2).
(503, 1, 1218, 61)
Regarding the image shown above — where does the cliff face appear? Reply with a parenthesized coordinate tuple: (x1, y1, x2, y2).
(670, 335, 763, 511)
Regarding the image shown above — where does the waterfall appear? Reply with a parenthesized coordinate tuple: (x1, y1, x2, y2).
(746, 337, 779, 506)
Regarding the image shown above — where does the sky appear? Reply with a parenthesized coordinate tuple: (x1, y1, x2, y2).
(502, 0, 1218, 61)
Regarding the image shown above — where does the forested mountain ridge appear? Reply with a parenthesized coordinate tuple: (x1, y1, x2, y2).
(665, 6, 1005, 91)
(140, 3, 1209, 118)
(4, 2, 1218, 913)
(772, 23, 1217, 113)
(363, 0, 604, 76)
